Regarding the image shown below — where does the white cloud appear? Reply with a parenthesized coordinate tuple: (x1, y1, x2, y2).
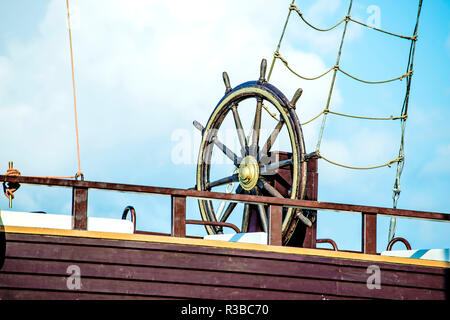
(0, 0, 336, 169)
(0, 0, 337, 210)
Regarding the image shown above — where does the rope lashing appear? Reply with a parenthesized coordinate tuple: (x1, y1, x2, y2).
(318, 153, 404, 170)
(269, 0, 423, 244)
(3, 163, 21, 208)
(1, 161, 85, 208)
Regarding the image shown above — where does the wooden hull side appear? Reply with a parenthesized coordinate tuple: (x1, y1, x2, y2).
(0, 231, 448, 300)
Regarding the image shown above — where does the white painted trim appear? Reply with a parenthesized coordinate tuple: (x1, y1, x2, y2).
(0, 210, 134, 234)
(204, 232, 268, 245)
(381, 249, 450, 262)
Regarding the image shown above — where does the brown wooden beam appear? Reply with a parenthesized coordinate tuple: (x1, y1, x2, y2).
(362, 212, 377, 254)
(1, 175, 448, 222)
(302, 157, 318, 248)
(171, 195, 186, 237)
(72, 187, 88, 230)
(268, 205, 282, 246)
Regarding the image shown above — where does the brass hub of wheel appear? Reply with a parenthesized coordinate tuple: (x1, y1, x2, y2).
(238, 156, 259, 191)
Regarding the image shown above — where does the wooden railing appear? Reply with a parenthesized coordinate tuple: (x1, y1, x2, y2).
(1, 175, 449, 254)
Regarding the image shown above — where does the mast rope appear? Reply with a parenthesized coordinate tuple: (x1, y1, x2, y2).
(66, 0, 83, 179)
(267, 0, 421, 172)
(3, 0, 84, 194)
(266, 0, 423, 241)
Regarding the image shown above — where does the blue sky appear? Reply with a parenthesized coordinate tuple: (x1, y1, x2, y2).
(0, 0, 448, 252)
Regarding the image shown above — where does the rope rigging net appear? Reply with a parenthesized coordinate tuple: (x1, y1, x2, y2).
(266, 0, 423, 242)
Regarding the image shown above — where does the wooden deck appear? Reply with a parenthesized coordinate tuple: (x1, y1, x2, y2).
(0, 226, 448, 300)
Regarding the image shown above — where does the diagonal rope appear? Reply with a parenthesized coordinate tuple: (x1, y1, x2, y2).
(267, 0, 296, 82)
(316, 0, 354, 152)
(66, 0, 83, 179)
(389, 0, 423, 242)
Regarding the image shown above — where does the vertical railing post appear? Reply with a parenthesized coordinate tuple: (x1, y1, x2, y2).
(362, 212, 377, 254)
(72, 187, 88, 230)
(302, 156, 318, 248)
(171, 195, 186, 237)
(268, 205, 282, 246)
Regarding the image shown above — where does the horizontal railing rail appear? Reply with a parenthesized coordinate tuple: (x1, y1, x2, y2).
(1, 175, 449, 253)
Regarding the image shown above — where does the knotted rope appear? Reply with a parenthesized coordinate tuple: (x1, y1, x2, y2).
(3, 165, 21, 206)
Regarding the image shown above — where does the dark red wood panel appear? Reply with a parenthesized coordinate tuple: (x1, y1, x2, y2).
(0, 272, 344, 300)
(362, 212, 377, 254)
(269, 205, 282, 246)
(171, 195, 186, 237)
(0, 288, 172, 300)
(0, 233, 447, 300)
(72, 187, 88, 230)
(1, 257, 445, 300)
(303, 157, 318, 248)
(5, 233, 446, 275)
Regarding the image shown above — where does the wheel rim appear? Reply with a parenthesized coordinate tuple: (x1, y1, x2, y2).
(196, 81, 307, 244)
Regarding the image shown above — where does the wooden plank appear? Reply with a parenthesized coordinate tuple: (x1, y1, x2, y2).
(1, 175, 448, 221)
(4, 228, 449, 270)
(7, 233, 447, 275)
(2, 257, 446, 293)
(334, 280, 445, 300)
(171, 195, 186, 237)
(71, 187, 88, 230)
(303, 157, 318, 248)
(0, 273, 340, 300)
(1, 259, 445, 300)
(0, 259, 341, 296)
(3, 241, 446, 291)
(0, 288, 171, 300)
(362, 212, 377, 254)
(268, 205, 282, 246)
(5, 235, 444, 279)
